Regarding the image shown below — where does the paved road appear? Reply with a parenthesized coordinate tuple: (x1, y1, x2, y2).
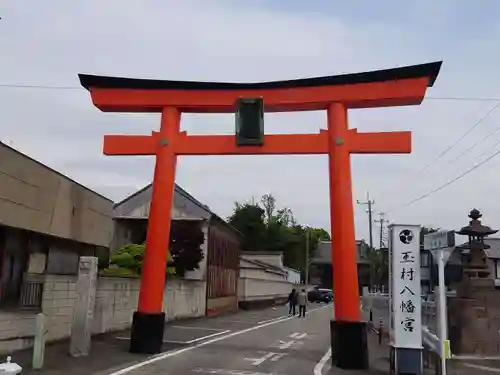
(98, 303, 333, 375)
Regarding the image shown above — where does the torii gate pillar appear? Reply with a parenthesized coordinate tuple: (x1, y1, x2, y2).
(79, 61, 441, 370)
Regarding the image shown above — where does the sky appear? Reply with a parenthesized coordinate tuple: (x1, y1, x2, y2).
(2, 1, 500, 245)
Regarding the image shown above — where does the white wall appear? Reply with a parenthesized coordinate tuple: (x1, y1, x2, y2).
(238, 278, 295, 302)
(284, 267, 301, 284)
(239, 265, 287, 282)
(0, 274, 206, 354)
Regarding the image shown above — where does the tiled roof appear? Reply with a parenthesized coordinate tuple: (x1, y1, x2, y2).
(458, 237, 500, 259)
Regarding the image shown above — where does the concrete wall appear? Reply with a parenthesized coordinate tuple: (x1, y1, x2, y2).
(0, 275, 206, 354)
(239, 265, 287, 282)
(238, 278, 295, 303)
(0, 143, 114, 247)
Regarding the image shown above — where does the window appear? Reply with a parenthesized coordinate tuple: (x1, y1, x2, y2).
(420, 252, 430, 267)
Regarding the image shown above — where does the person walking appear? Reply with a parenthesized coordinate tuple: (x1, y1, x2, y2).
(287, 288, 298, 316)
(297, 288, 308, 318)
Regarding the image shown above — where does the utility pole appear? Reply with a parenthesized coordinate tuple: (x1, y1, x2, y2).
(357, 192, 375, 292)
(357, 192, 375, 250)
(305, 229, 310, 285)
(374, 212, 387, 249)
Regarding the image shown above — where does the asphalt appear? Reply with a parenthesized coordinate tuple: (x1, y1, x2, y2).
(11, 301, 405, 375)
(95, 303, 334, 375)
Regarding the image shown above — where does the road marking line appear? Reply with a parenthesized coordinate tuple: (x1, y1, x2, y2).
(277, 340, 296, 349)
(314, 348, 332, 375)
(257, 304, 329, 325)
(270, 353, 286, 362)
(107, 304, 330, 375)
(192, 368, 279, 375)
(463, 363, 500, 373)
(244, 352, 278, 366)
(185, 330, 231, 344)
(171, 325, 226, 331)
(289, 333, 307, 339)
(257, 316, 288, 325)
(115, 330, 230, 345)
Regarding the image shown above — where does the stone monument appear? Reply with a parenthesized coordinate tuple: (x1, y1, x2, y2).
(70, 256, 98, 357)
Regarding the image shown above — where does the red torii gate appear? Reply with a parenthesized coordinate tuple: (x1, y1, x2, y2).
(79, 61, 441, 369)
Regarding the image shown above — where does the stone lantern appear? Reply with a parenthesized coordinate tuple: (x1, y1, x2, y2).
(456, 208, 498, 279)
(448, 210, 500, 356)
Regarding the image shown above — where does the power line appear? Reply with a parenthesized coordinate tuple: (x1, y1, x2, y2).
(471, 137, 500, 163)
(1, 82, 500, 103)
(418, 101, 500, 173)
(388, 147, 500, 213)
(0, 83, 82, 90)
(375, 100, 500, 205)
(446, 112, 500, 165)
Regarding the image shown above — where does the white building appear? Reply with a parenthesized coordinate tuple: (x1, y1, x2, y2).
(284, 266, 301, 284)
(238, 251, 295, 308)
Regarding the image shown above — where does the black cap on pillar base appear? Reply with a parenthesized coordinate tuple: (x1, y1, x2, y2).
(130, 311, 166, 354)
(330, 320, 369, 370)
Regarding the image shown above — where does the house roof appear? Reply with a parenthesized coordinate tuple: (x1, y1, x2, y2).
(114, 182, 242, 238)
(240, 257, 287, 275)
(458, 237, 500, 259)
(241, 251, 283, 256)
(0, 141, 113, 203)
(114, 182, 210, 211)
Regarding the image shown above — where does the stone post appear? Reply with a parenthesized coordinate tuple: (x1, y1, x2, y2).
(32, 313, 47, 369)
(70, 256, 98, 357)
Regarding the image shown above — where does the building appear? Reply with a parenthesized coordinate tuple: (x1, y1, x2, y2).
(238, 251, 291, 308)
(0, 141, 114, 309)
(309, 240, 371, 292)
(284, 266, 301, 284)
(113, 183, 242, 316)
(420, 245, 432, 294)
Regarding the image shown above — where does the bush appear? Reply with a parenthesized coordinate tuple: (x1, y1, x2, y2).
(105, 243, 176, 277)
(106, 221, 205, 278)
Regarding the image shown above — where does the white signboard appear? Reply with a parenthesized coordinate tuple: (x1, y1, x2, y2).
(423, 230, 455, 251)
(389, 224, 422, 349)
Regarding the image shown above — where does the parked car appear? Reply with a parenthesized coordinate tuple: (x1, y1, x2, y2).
(307, 288, 333, 303)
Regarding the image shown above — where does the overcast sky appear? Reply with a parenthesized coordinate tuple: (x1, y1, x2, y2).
(2, 1, 500, 244)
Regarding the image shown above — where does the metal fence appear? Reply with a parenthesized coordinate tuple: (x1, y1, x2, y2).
(0, 279, 43, 309)
(20, 280, 44, 308)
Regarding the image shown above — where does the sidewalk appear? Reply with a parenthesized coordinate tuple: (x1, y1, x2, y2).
(5, 306, 289, 375)
(8, 330, 183, 375)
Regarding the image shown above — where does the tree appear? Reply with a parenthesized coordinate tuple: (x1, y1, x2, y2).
(105, 220, 205, 278)
(261, 194, 276, 224)
(170, 220, 205, 277)
(228, 201, 267, 250)
(364, 246, 385, 291)
(228, 194, 330, 271)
